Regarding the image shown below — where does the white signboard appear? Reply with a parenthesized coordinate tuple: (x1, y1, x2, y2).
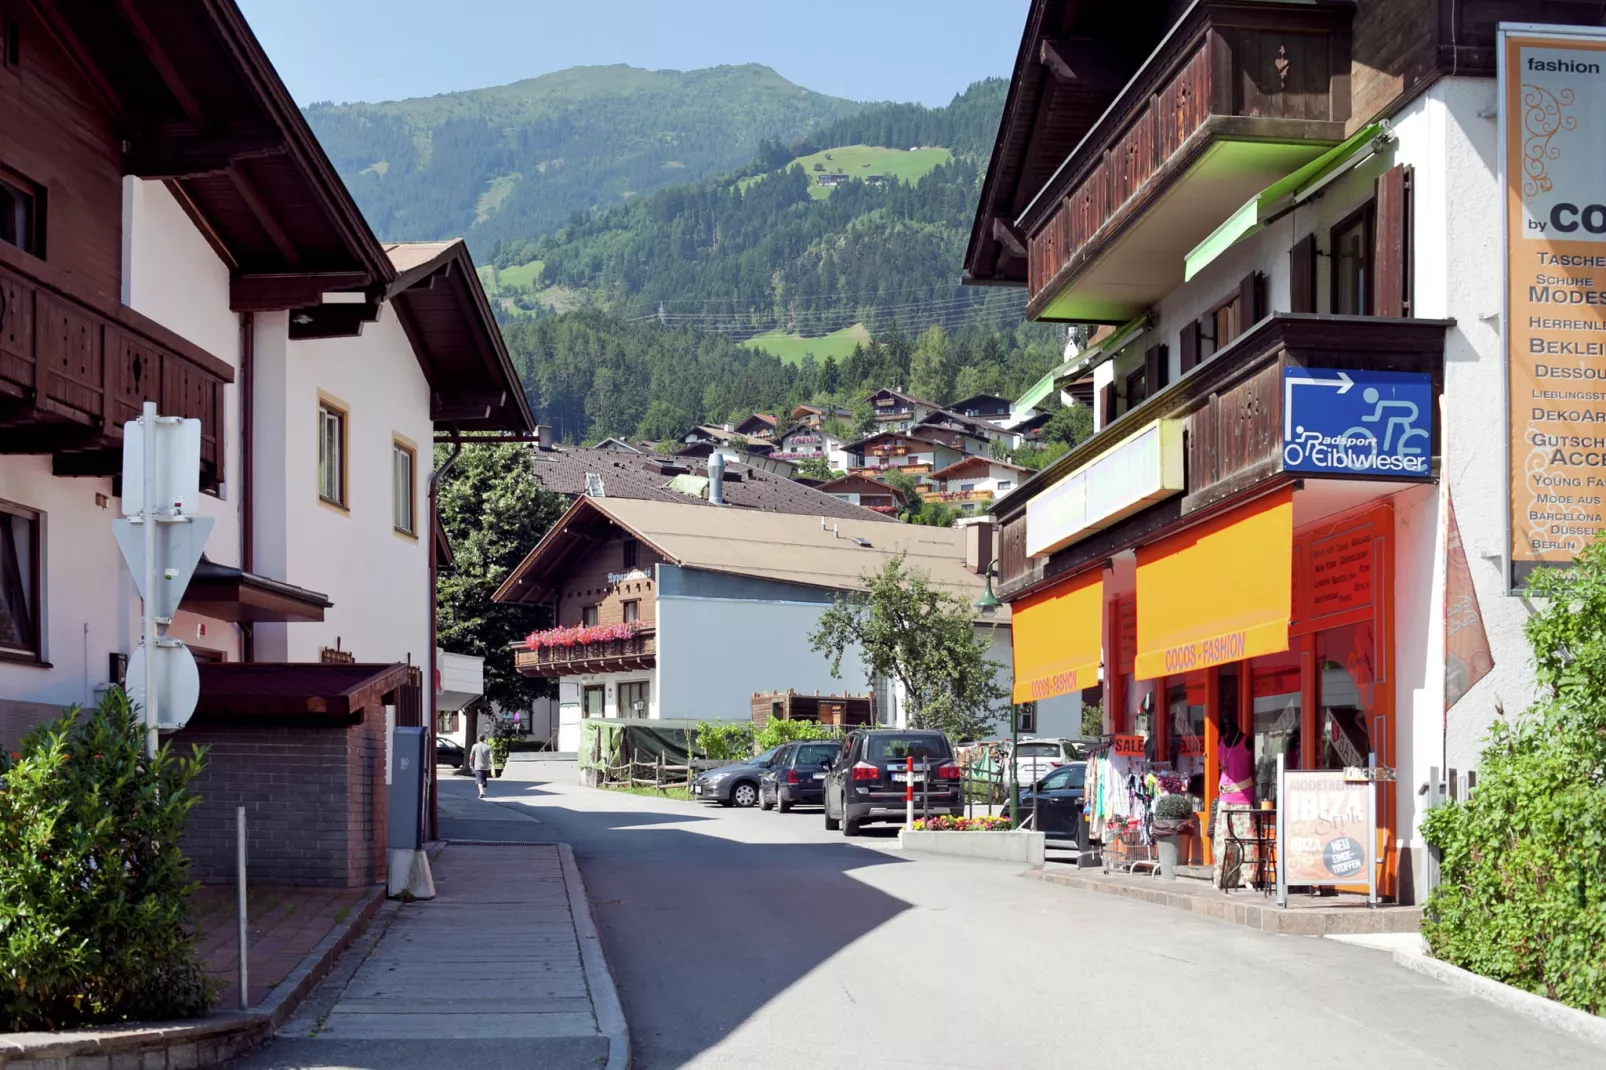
(1026, 420, 1185, 557)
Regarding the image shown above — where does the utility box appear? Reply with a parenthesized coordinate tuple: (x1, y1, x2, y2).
(389, 726, 427, 851)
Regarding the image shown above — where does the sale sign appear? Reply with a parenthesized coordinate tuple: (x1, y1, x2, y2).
(1279, 770, 1372, 887)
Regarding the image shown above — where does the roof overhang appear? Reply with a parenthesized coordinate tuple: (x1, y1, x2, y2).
(1032, 131, 1339, 322)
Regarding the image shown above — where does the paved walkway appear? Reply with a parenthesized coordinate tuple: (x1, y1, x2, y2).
(228, 786, 623, 1070)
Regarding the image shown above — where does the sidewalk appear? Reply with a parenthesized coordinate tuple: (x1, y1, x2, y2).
(231, 795, 626, 1070)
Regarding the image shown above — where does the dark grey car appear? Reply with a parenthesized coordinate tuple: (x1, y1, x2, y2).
(822, 730, 962, 836)
(759, 740, 840, 812)
(691, 745, 783, 808)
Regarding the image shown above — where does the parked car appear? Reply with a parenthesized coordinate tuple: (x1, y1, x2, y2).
(822, 729, 962, 836)
(691, 746, 783, 808)
(1011, 762, 1087, 838)
(760, 740, 841, 812)
(436, 738, 465, 769)
(1007, 738, 1078, 787)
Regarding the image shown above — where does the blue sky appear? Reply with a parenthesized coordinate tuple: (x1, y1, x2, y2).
(237, 0, 1028, 107)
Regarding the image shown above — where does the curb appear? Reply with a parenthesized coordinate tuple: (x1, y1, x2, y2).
(1392, 952, 1606, 1051)
(0, 882, 386, 1069)
(558, 842, 632, 1070)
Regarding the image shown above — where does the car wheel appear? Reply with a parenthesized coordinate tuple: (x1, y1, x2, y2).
(824, 795, 840, 831)
(731, 781, 759, 808)
(842, 815, 862, 837)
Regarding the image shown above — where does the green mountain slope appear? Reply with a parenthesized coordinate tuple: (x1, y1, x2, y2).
(489, 79, 1027, 346)
(304, 64, 865, 252)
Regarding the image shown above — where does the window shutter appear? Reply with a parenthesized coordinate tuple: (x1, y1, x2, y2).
(1179, 320, 1201, 374)
(1290, 233, 1317, 313)
(1098, 382, 1115, 427)
(1144, 343, 1170, 391)
(1239, 270, 1264, 326)
(1375, 164, 1412, 317)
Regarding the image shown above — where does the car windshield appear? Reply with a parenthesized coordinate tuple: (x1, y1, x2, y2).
(1016, 743, 1061, 758)
(868, 734, 950, 762)
(795, 743, 839, 765)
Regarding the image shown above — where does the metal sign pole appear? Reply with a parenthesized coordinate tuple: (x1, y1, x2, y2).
(1275, 752, 1287, 907)
(142, 401, 159, 759)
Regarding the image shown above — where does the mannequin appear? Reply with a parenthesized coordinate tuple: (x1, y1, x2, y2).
(1213, 710, 1256, 888)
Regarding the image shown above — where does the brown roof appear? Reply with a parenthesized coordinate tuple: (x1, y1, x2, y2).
(496, 497, 1007, 622)
(528, 447, 895, 522)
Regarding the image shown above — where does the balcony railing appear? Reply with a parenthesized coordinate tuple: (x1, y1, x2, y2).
(0, 245, 229, 482)
(1023, 1, 1352, 317)
(514, 629, 657, 677)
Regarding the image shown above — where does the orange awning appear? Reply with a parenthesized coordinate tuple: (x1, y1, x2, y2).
(1011, 569, 1103, 703)
(1134, 488, 1293, 681)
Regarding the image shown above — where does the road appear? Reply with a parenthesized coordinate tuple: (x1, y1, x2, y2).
(483, 763, 1600, 1070)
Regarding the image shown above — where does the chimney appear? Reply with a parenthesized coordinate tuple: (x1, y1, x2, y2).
(708, 450, 726, 506)
(965, 517, 996, 574)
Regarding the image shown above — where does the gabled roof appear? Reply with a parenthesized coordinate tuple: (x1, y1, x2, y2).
(528, 447, 892, 522)
(385, 241, 533, 433)
(496, 497, 1004, 617)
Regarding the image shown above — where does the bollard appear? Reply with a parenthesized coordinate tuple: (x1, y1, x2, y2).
(236, 806, 248, 1011)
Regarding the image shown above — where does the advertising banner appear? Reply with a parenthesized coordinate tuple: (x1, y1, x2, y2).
(1503, 28, 1606, 588)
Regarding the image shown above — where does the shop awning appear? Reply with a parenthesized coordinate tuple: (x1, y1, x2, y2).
(1011, 568, 1103, 703)
(1183, 122, 1392, 281)
(1133, 489, 1293, 681)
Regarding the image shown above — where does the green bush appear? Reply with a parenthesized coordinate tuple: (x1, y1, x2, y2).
(695, 721, 754, 761)
(0, 690, 213, 1030)
(1420, 543, 1606, 1015)
(754, 719, 839, 752)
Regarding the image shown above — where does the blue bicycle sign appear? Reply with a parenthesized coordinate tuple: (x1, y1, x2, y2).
(1281, 368, 1433, 477)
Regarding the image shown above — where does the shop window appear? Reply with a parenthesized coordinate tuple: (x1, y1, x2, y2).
(1250, 649, 1303, 804)
(622, 599, 639, 624)
(619, 680, 650, 718)
(1331, 205, 1374, 315)
(582, 685, 605, 717)
(582, 605, 599, 627)
(1317, 623, 1376, 769)
(0, 501, 41, 661)
(622, 538, 638, 569)
(0, 165, 43, 258)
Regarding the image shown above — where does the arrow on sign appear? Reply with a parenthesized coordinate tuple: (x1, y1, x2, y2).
(1284, 371, 1354, 439)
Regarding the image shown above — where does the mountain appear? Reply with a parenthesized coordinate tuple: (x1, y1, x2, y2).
(485, 80, 1030, 347)
(304, 64, 866, 253)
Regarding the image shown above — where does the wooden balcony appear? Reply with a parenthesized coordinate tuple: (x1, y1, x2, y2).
(996, 314, 1449, 599)
(0, 245, 231, 484)
(514, 629, 657, 678)
(1023, 1, 1352, 322)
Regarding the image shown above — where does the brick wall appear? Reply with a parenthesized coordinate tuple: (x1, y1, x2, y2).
(176, 718, 387, 888)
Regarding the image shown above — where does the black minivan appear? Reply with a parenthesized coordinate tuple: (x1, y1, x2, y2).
(822, 729, 962, 836)
(759, 739, 841, 812)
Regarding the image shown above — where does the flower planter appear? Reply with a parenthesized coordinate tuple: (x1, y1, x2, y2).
(898, 829, 1046, 866)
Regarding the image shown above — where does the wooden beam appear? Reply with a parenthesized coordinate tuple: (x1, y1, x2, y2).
(110, 0, 207, 125)
(231, 272, 371, 311)
(227, 165, 301, 267)
(126, 133, 285, 179)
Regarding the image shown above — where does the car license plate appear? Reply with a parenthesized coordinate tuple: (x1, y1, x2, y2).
(891, 773, 924, 783)
(812, 772, 826, 780)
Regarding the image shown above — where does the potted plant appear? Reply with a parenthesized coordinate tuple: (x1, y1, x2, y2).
(1151, 792, 1195, 879)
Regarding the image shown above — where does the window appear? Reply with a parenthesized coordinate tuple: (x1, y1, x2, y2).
(582, 605, 599, 627)
(318, 400, 347, 507)
(392, 439, 416, 534)
(1331, 206, 1374, 315)
(621, 538, 638, 569)
(0, 166, 43, 258)
(0, 502, 40, 661)
(622, 599, 639, 624)
(619, 680, 650, 718)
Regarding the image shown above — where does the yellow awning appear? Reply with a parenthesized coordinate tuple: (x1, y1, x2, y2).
(1134, 489, 1293, 681)
(1012, 569, 1103, 703)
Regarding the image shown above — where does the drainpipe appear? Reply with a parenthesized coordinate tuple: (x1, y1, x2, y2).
(239, 311, 255, 663)
(425, 439, 463, 840)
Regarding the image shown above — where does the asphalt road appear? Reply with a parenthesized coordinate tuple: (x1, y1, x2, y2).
(484, 764, 1603, 1070)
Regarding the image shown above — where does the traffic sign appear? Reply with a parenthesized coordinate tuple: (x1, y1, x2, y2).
(112, 516, 214, 623)
(126, 638, 200, 731)
(121, 416, 202, 517)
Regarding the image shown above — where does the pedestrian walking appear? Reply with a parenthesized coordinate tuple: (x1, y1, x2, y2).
(470, 734, 493, 799)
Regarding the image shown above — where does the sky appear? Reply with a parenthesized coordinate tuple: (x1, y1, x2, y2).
(237, 0, 1029, 107)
